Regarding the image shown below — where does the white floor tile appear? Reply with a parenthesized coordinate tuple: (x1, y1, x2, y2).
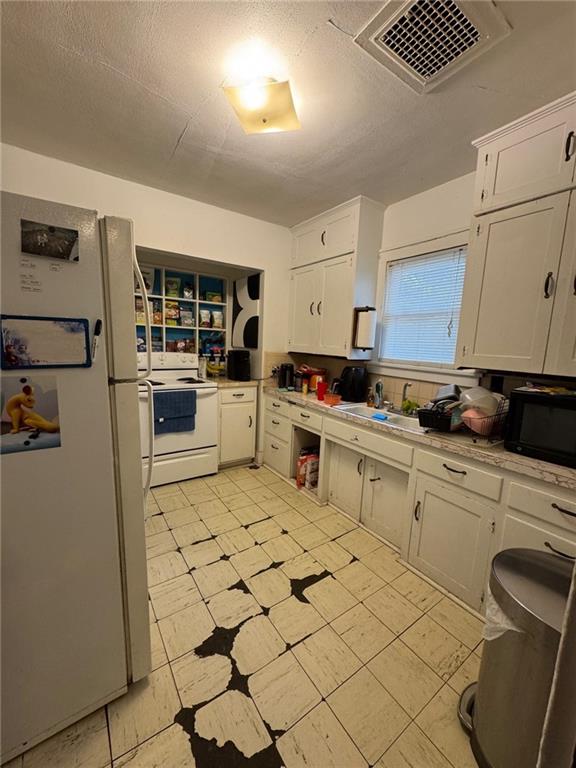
(390, 571, 443, 612)
(249, 651, 321, 731)
(107, 666, 181, 759)
(147, 551, 188, 588)
(145, 530, 178, 559)
(311, 541, 354, 572)
(113, 724, 196, 767)
(281, 552, 325, 580)
(232, 504, 269, 526)
(316, 513, 357, 539)
(400, 614, 469, 681)
(149, 574, 202, 620)
(261, 534, 305, 563)
(331, 604, 395, 663)
(415, 685, 477, 768)
(215, 527, 255, 555)
(171, 520, 212, 549)
(447, 651, 481, 695)
(192, 560, 240, 598)
(277, 702, 368, 768)
(255, 496, 292, 516)
(181, 487, 217, 506)
(152, 482, 182, 499)
(157, 492, 189, 513)
(207, 588, 262, 628)
(163, 506, 201, 530)
(194, 498, 228, 520)
(289, 523, 331, 550)
(181, 539, 224, 570)
(336, 528, 382, 558)
(428, 597, 484, 649)
(171, 651, 232, 707)
(334, 561, 386, 600)
(303, 576, 357, 621)
(292, 625, 362, 696)
(149, 622, 168, 671)
(363, 585, 422, 635)
(145, 515, 168, 537)
(274, 509, 309, 531)
(327, 668, 410, 765)
(231, 615, 286, 675)
(158, 602, 215, 660)
(269, 596, 326, 645)
(229, 545, 273, 580)
(246, 568, 292, 607)
(361, 547, 407, 582)
(195, 691, 272, 758)
(247, 518, 283, 544)
(21, 709, 110, 768)
(213, 481, 241, 499)
(222, 492, 254, 511)
(375, 722, 452, 768)
(204, 512, 241, 536)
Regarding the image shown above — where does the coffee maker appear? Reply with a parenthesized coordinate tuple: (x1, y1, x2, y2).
(278, 363, 295, 390)
(227, 350, 251, 381)
(338, 366, 368, 402)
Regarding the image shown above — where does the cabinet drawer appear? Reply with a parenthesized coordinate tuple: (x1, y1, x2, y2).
(325, 418, 413, 467)
(263, 434, 291, 477)
(265, 411, 292, 443)
(292, 407, 323, 432)
(502, 514, 576, 560)
(266, 396, 291, 418)
(220, 387, 256, 404)
(416, 451, 502, 502)
(508, 482, 576, 533)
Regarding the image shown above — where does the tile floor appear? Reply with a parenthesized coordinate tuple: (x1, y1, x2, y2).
(8, 465, 484, 768)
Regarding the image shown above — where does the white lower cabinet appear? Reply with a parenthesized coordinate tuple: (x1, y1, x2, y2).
(361, 459, 409, 548)
(501, 514, 576, 560)
(263, 432, 291, 477)
(328, 443, 364, 520)
(409, 476, 496, 610)
(219, 396, 256, 465)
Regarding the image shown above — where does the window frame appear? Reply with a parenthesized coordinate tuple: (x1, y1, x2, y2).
(370, 233, 480, 385)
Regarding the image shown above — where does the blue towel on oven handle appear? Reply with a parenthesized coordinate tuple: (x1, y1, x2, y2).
(153, 389, 197, 435)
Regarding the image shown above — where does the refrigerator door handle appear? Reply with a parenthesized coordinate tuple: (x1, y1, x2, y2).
(141, 379, 155, 499)
(131, 223, 152, 381)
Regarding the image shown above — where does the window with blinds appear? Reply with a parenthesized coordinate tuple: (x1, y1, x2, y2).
(380, 247, 467, 365)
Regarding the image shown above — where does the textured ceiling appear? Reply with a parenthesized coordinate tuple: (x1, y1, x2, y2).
(2, 1, 576, 226)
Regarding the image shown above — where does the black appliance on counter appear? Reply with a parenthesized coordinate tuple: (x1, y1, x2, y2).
(504, 387, 576, 468)
(337, 366, 368, 402)
(227, 350, 251, 381)
(278, 363, 295, 390)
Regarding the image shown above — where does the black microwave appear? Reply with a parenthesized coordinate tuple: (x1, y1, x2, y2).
(504, 388, 576, 468)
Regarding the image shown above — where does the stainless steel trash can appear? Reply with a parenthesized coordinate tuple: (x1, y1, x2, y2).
(465, 548, 573, 768)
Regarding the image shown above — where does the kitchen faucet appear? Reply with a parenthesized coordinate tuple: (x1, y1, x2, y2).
(402, 382, 413, 405)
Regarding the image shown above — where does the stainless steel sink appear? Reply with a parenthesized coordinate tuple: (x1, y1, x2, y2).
(334, 404, 425, 432)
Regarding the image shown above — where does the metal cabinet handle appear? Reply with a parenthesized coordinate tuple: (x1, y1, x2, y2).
(248, 415, 253, 427)
(565, 130, 575, 161)
(272, 402, 280, 408)
(321, 230, 326, 246)
(309, 302, 315, 315)
(552, 502, 576, 519)
(271, 443, 279, 451)
(369, 477, 381, 483)
(272, 419, 280, 425)
(414, 501, 421, 521)
(573, 274, 576, 296)
(317, 301, 322, 315)
(351, 435, 359, 442)
(357, 458, 363, 475)
(300, 412, 310, 419)
(544, 271, 554, 299)
(545, 541, 575, 560)
(232, 392, 245, 398)
(442, 463, 467, 476)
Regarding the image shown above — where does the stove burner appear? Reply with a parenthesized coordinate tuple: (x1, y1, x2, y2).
(177, 377, 205, 384)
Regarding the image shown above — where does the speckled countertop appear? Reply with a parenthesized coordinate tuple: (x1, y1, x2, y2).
(266, 388, 576, 493)
(217, 378, 259, 389)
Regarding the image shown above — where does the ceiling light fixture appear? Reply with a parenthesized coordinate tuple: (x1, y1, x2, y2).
(222, 38, 301, 135)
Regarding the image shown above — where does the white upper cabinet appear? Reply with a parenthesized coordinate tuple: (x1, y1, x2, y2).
(544, 194, 576, 376)
(457, 193, 570, 373)
(473, 92, 576, 213)
(288, 197, 383, 359)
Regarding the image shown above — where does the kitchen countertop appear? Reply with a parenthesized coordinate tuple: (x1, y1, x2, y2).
(217, 378, 259, 389)
(266, 388, 576, 492)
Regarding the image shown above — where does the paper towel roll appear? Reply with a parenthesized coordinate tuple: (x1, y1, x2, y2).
(354, 308, 377, 349)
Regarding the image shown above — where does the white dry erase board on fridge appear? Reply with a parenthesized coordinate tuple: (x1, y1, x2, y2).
(0, 315, 91, 369)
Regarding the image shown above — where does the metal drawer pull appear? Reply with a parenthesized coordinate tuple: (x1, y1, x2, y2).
(573, 274, 576, 296)
(272, 419, 280, 425)
(544, 271, 554, 299)
(248, 416, 253, 427)
(351, 435, 359, 442)
(369, 477, 381, 483)
(309, 302, 315, 315)
(544, 541, 575, 560)
(565, 130, 575, 161)
(321, 230, 326, 245)
(317, 301, 322, 315)
(272, 402, 280, 408)
(357, 458, 363, 475)
(414, 501, 421, 521)
(271, 443, 279, 451)
(552, 502, 576, 519)
(442, 463, 467, 475)
(232, 393, 245, 398)
(300, 412, 310, 419)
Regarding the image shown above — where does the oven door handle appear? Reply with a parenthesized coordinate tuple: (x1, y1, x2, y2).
(141, 379, 155, 500)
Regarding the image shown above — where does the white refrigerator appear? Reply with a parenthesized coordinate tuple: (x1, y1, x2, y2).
(1, 192, 152, 761)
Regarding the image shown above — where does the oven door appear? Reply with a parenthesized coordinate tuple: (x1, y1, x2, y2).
(505, 391, 576, 468)
(139, 387, 217, 458)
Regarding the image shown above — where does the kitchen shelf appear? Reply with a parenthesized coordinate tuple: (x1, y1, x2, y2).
(166, 325, 197, 330)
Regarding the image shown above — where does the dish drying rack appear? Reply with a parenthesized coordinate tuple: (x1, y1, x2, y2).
(463, 397, 509, 444)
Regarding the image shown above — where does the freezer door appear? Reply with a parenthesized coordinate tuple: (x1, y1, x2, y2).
(1, 193, 129, 759)
(109, 381, 151, 682)
(100, 216, 140, 381)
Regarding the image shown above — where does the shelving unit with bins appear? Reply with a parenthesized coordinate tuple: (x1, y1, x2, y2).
(134, 264, 228, 356)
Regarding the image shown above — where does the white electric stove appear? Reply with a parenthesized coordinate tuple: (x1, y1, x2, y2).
(137, 353, 218, 487)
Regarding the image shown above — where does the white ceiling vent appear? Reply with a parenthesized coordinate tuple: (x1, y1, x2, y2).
(355, 0, 511, 93)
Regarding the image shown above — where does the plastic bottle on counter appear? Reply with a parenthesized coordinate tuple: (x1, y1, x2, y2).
(218, 353, 227, 377)
(302, 375, 309, 395)
(198, 354, 207, 380)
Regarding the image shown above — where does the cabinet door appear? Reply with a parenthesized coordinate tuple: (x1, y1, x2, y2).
(317, 255, 354, 356)
(219, 402, 256, 464)
(328, 443, 364, 520)
(409, 477, 494, 609)
(457, 194, 569, 372)
(476, 100, 576, 212)
(288, 264, 320, 352)
(323, 207, 357, 259)
(292, 224, 321, 268)
(545, 193, 576, 375)
(361, 459, 408, 548)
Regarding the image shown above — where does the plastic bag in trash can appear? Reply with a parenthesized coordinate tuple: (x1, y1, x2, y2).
(482, 586, 524, 641)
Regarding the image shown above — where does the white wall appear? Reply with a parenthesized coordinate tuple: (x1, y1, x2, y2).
(0, 144, 292, 361)
(380, 172, 475, 252)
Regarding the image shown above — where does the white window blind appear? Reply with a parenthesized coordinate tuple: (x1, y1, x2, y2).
(380, 247, 467, 365)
